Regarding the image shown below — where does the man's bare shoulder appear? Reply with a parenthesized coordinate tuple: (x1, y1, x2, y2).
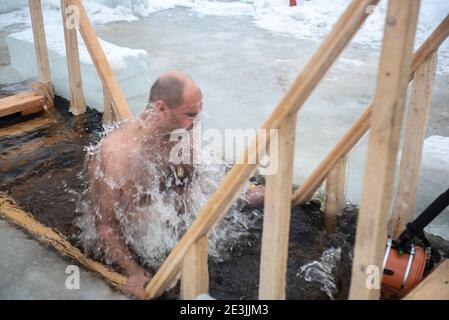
(96, 123, 138, 175)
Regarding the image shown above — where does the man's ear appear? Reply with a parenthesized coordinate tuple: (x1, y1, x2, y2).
(155, 100, 167, 116)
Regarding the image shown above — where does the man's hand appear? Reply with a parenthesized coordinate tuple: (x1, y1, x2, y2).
(123, 269, 151, 300)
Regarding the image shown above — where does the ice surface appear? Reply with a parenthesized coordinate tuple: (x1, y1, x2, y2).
(0, 220, 127, 299)
(423, 135, 449, 169)
(418, 136, 449, 237)
(2, 0, 447, 71)
(6, 25, 150, 112)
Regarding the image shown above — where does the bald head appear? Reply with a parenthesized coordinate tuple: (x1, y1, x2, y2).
(148, 71, 200, 109)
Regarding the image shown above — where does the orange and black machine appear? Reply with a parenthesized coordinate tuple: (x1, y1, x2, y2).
(381, 187, 449, 296)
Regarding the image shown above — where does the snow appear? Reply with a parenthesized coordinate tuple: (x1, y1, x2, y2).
(7, 25, 150, 112)
(1, 1, 447, 72)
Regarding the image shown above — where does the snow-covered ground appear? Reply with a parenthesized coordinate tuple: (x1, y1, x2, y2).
(0, 1, 448, 237)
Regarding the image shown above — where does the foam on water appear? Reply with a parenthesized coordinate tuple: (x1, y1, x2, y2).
(75, 115, 260, 270)
(297, 247, 342, 299)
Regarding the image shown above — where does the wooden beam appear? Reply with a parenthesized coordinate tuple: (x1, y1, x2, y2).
(349, 0, 420, 300)
(60, 0, 86, 116)
(391, 51, 438, 238)
(181, 235, 209, 300)
(403, 260, 449, 300)
(0, 195, 127, 290)
(145, 0, 380, 300)
(0, 92, 46, 118)
(31, 81, 54, 108)
(291, 13, 449, 207)
(409, 14, 449, 82)
(28, 0, 54, 97)
(0, 115, 56, 138)
(67, 0, 132, 121)
(259, 114, 296, 300)
(324, 155, 347, 232)
(102, 87, 116, 123)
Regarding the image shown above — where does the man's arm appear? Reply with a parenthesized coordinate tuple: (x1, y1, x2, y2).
(90, 148, 150, 298)
(94, 180, 144, 275)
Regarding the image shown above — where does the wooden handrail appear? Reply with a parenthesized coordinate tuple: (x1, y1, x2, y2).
(409, 14, 449, 82)
(67, 0, 133, 121)
(291, 13, 449, 206)
(144, 0, 380, 299)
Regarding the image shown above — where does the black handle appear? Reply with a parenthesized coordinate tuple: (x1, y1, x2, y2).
(397, 187, 449, 248)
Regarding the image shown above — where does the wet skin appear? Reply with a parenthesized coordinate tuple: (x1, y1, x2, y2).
(90, 71, 264, 299)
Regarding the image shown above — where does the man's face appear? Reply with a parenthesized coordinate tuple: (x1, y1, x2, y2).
(158, 88, 203, 132)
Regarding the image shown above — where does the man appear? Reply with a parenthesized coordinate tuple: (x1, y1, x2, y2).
(88, 71, 263, 299)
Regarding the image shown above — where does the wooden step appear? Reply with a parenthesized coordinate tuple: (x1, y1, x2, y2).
(403, 260, 449, 300)
(0, 115, 56, 139)
(0, 91, 46, 118)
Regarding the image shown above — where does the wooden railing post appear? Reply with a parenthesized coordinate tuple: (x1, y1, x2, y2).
(28, 0, 54, 97)
(103, 87, 116, 123)
(391, 51, 438, 238)
(324, 155, 347, 232)
(181, 235, 209, 300)
(259, 114, 296, 300)
(349, 0, 420, 300)
(60, 0, 86, 115)
(68, 0, 133, 121)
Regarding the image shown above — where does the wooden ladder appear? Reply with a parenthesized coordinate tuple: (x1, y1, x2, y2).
(143, 1, 449, 301)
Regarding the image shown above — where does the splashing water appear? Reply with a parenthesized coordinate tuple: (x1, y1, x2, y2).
(297, 247, 342, 299)
(74, 116, 260, 271)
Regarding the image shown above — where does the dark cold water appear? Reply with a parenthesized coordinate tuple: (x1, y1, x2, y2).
(1, 95, 448, 300)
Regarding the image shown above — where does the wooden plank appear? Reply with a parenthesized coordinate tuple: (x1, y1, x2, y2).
(324, 155, 347, 232)
(145, 0, 380, 300)
(0, 92, 46, 118)
(102, 87, 116, 123)
(28, 0, 54, 97)
(391, 51, 438, 238)
(259, 114, 296, 300)
(349, 0, 420, 300)
(31, 81, 54, 108)
(403, 260, 449, 300)
(68, 0, 132, 121)
(0, 195, 127, 289)
(409, 14, 449, 82)
(0, 116, 56, 138)
(60, 0, 86, 116)
(181, 235, 209, 300)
